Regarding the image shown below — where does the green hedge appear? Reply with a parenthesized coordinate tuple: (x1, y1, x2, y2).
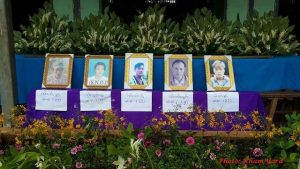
(14, 4, 300, 56)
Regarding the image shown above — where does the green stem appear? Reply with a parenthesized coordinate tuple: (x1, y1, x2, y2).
(142, 146, 155, 169)
(194, 150, 202, 166)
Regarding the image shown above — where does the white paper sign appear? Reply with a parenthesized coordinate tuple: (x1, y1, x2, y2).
(36, 90, 68, 111)
(121, 91, 152, 112)
(80, 91, 111, 111)
(207, 92, 239, 112)
(163, 92, 193, 112)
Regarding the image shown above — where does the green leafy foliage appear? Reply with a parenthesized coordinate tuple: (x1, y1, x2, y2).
(264, 112, 300, 169)
(181, 8, 235, 55)
(14, 4, 300, 56)
(14, 3, 72, 54)
(233, 11, 300, 55)
(129, 5, 180, 55)
(71, 7, 130, 55)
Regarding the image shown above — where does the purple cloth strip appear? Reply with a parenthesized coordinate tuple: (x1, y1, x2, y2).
(25, 89, 266, 131)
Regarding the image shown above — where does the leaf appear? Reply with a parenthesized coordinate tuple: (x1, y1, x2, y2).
(285, 140, 295, 149)
(281, 150, 287, 159)
(289, 153, 297, 161)
(215, 160, 226, 169)
(127, 123, 133, 133)
(107, 144, 118, 156)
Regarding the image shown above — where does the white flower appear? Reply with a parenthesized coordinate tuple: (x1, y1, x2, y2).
(37, 156, 44, 161)
(35, 143, 41, 149)
(112, 156, 127, 169)
(35, 155, 45, 169)
(209, 153, 217, 161)
(130, 139, 142, 159)
(35, 161, 43, 168)
(0, 161, 2, 167)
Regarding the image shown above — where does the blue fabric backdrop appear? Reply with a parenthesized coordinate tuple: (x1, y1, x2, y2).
(14, 55, 300, 103)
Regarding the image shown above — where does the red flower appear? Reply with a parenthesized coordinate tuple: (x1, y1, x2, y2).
(144, 140, 153, 148)
(75, 161, 83, 169)
(137, 132, 145, 141)
(155, 149, 162, 157)
(186, 136, 195, 146)
(163, 139, 171, 146)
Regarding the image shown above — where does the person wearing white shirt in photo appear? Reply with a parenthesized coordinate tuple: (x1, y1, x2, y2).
(170, 59, 188, 86)
(88, 62, 108, 86)
(210, 60, 230, 87)
(47, 61, 68, 85)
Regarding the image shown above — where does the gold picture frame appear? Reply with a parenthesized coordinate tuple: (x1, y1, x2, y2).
(204, 55, 236, 91)
(164, 54, 193, 90)
(42, 54, 74, 89)
(124, 53, 153, 89)
(83, 55, 113, 89)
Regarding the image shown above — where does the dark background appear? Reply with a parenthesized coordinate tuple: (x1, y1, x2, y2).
(11, 0, 300, 41)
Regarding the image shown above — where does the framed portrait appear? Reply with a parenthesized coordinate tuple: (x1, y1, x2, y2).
(204, 55, 236, 91)
(83, 55, 113, 89)
(164, 54, 193, 90)
(124, 53, 153, 89)
(42, 54, 74, 88)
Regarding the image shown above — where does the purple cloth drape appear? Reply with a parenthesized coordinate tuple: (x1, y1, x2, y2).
(25, 89, 266, 131)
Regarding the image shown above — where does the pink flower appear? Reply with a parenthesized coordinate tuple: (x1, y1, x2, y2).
(138, 166, 146, 169)
(163, 139, 171, 146)
(155, 149, 162, 157)
(76, 145, 83, 152)
(137, 132, 145, 141)
(214, 140, 220, 145)
(144, 140, 153, 148)
(15, 144, 23, 151)
(75, 161, 83, 169)
(252, 148, 263, 157)
(185, 136, 195, 146)
(214, 146, 221, 151)
(52, 143, 60, 150)
(0, 150, 4, 156)
(71, 147, 78, 155)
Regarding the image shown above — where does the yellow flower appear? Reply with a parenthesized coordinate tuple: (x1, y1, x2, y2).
(195, 114, 205, 127)
(0, 115, 4, 125)
(15, 137, 22, 145)
(60, 131, 65, 138)
(152, 117, 158, 122)
(267, 131, 274, 139)
(98, 110, 104, 115)
(295, 141, 300, 147)
(266, 116, 272, 122)
(75, 124, 81, 129)
(243, 122, 252, 130)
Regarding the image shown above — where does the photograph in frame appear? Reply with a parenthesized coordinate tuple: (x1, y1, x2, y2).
(42, 54, 74, 89)
(204, 55, 236, 91)
(83, 55, 113, 89)
(124, 53, 153, 89)
(164, 54, 193, 90)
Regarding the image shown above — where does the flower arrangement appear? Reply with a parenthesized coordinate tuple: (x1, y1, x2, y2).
(1, 105, 299, 168)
